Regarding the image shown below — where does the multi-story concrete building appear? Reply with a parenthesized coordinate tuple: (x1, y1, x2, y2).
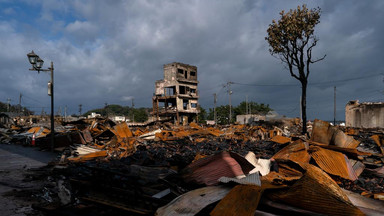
(152, 62, 200, 125)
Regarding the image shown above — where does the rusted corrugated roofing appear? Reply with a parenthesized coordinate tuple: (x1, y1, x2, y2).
(270, 135, 291, 144)
(261, 160, 305, 185)
(182, 152, 254, 186)
(309, 140, 371, 158)
(111, 122, 133, 139)
(311, 119, 360, 148)
(309, 146, 358, 181)
(155, 186, 231, 216)
(268, 163, 364, 216)
(272, 140, 311, 163)
(210, 185, 263, 216)
(371, 134, 384, 154)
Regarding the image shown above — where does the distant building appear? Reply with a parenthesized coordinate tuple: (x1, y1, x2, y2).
(112, 116, 126, 122)
(0, 113, 15, 127)
(236, 111, 283, 125)
(87, 112, 101, 119)
(152, 62, 200, 125)
(345, 100, 384, 128)
(236, 114, 266, 125)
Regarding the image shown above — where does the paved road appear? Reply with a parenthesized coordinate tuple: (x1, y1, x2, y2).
(0, 144, 58, 216)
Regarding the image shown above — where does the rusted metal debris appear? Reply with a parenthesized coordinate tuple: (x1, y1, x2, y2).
(3, 117, 384, 215)
(210, 185, 263, 216)
(311, 119, 360, 148)
(267, 163, 364, 216)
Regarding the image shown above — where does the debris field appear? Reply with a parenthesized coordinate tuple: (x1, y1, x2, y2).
(1, 118, 384, 215)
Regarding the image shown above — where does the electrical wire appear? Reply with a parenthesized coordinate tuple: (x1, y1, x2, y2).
(232, 72, 382, 87)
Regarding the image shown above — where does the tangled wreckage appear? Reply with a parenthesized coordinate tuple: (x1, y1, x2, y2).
(1, 118, 384, 215)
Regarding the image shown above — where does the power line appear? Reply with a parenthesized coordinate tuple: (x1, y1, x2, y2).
(232, 72, 382, 87)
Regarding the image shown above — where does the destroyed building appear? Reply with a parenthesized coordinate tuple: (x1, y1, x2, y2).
(152, 62, 200, 125)
(346, 100, 384, 128)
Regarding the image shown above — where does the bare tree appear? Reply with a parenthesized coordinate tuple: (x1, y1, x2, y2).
(265, 5, 325, 134)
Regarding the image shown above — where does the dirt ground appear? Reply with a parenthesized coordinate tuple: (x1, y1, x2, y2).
(0, 144, 57, 216)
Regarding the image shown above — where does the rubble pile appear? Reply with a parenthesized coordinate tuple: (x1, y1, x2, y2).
(2, 118, 384, 215)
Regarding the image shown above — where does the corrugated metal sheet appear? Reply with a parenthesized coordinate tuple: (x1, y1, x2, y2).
(210, 185, 263, 216)
(82, 129, 93, 143)
(311, 119, 360, 148)
(270, 135, 291, 144)
(272, 140, 311, 163)
(349, 159, 365, 177)
(371, 134, 384, 154)
(111, 122, 133, 139)
(309, 141, 371, 158)
(155, 186, 231, 216)
(183, 152, 254, 186)
(309, 146, 358, 181)
(218, 173, 261, 186)
(268, 164, 364, 216)
(261, 160, 305, 185)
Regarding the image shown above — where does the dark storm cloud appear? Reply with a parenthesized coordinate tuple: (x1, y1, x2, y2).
(0, 0, 383, 120)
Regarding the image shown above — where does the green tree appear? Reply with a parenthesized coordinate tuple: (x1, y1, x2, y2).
(265, 5, 325, 134)
(83, 104, 149, 122)
(131, 108, 148, 122)
(198, 106, 207, 123)
(0, 101, 33, 115)
(234, 101, 272, 116)
(207, 105, 231, 125)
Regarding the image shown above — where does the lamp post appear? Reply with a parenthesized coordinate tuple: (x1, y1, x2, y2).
(27, 50, 55, 151)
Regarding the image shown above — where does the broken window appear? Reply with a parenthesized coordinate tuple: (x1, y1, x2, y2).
(186, 86, 190, 93)
(165, 87, 175, 96)
(179, 86, 186, 94)
(184, 70, 188, 79)
(178, 69, 183, 74)
(191, 103, 197, 108)
(190, 88, 196, 94)
(159, 102, 165, 108)
(190, 71, 196, 76)
(183, 99, 188, 110)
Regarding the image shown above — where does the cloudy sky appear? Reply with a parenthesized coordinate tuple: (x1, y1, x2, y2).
(1, 0, 383, 120)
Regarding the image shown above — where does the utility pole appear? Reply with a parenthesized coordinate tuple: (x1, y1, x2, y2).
(105, 102, 108, 118)
(213, 93, 217, 124)
(131, 98, 135, 123)
(7, 98, 11, 112)
(226, 82, 234, 124)
(79, 104, 82, 116)
(19, 93, 22, 114)
(246, 95, 248, 115)
(64, 105, 67, 121)
(58, 106, 62, 116)
(334, 86, 336, 125)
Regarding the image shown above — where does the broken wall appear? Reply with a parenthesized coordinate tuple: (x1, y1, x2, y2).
(346, 100, 384, 128)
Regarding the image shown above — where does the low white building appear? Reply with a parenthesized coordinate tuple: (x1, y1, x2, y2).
(236, 114, 266, 125)
(112, 116, 126, 122)
(87, 112, 101, 119)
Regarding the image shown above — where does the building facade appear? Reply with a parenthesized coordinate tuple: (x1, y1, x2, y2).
(152, 62, 200, 125)
(345, 100, 384, 128)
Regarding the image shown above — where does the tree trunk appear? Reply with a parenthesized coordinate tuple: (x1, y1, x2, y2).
(301, 80, 307, 135)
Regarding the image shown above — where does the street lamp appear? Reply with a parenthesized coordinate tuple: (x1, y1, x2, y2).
(27, 50, 55, 151)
